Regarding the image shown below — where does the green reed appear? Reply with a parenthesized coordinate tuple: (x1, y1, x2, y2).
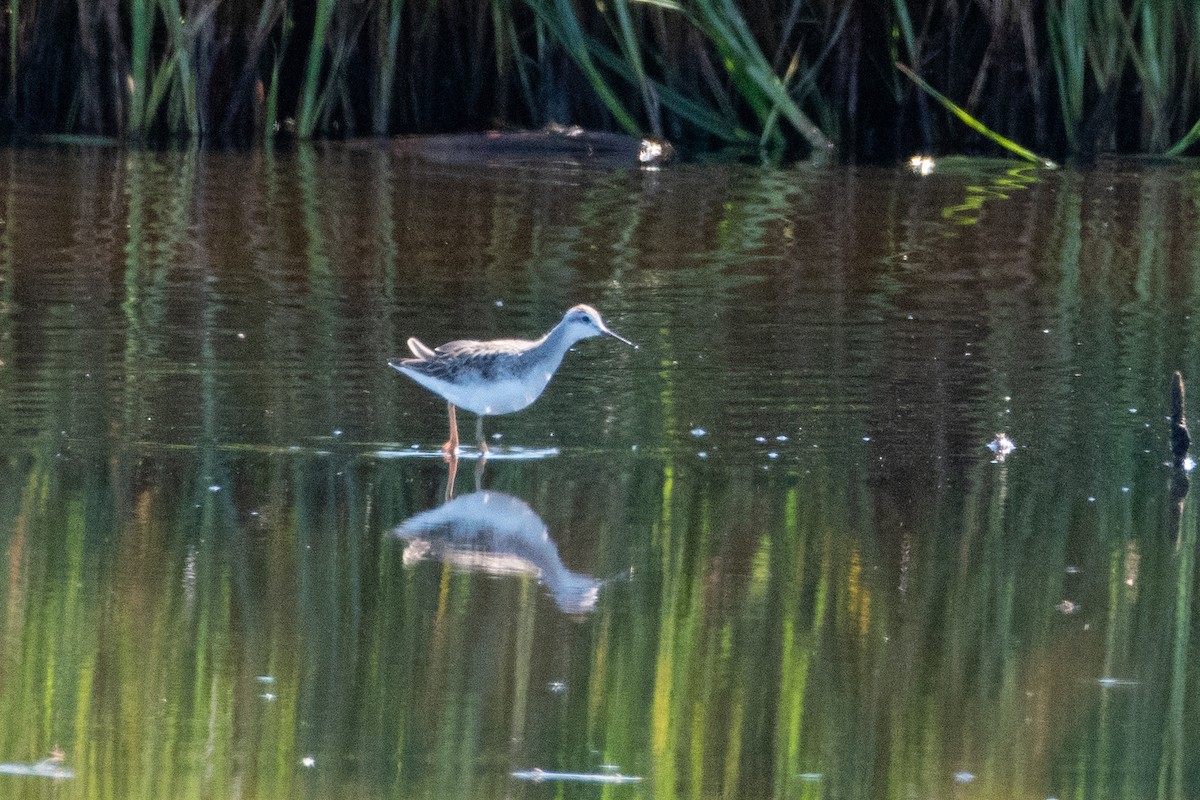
(297, 0, 336, 140)
(8, 2, 1200, 166)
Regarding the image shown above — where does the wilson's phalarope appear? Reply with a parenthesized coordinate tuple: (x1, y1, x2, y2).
(389, 304, 635, 454)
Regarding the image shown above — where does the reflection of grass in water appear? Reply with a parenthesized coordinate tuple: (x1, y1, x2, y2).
(7, 161, 1200, 798)
(939, 161, 1043, 227)
(0, 432, 1195, 797)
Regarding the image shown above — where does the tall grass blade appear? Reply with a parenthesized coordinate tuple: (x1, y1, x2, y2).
(222, 0, 286, 136)
(588, 41, 752, 142)
(1046, 4, 1084, 149)
(609, 0, 660, 135)
(494, 0, 536, 119)
(373, 0, 405, 135)
(891, 0, 918, 66)
(1165, 118, 1200, 157)
(298, 0, 336, 139)
(896, 62, 1057, 168)
(522, 0, 642, 135)
(688, 0, 833, 160)
(7, 0, 16, 103)
(129, 0, 154, 136)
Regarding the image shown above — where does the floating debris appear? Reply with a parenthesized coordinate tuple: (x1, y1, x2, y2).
(908, 154, 936, 175)
(1055, 600, 1081, 614)
(300, 755, 316, 768)
(986, 432, 1015, 458)
(548, 681, 567, 695)
(1097, 677, 1141, 688)
(690, 427, 706, 437)
(953, 771, 976, 783)
(796, 772, 823, 782)
(512, 768, 642, 784)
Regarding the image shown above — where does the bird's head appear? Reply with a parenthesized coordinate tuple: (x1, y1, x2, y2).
(561, 304, 636, 347)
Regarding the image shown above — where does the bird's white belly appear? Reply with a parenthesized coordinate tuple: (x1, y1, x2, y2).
(402, 368, 550, 416)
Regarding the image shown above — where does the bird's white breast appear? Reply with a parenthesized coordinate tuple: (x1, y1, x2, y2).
(400, 367, 551, 415)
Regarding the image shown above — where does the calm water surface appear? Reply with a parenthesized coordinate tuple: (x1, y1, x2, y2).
(0, 145, 1198, 799)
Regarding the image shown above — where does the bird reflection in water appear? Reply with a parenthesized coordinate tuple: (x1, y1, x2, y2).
(393, 465, 604, 614)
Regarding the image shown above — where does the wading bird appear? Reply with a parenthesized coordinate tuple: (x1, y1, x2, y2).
(389, 304, 635, 455)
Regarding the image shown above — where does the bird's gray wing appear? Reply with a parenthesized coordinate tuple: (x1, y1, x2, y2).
(434, 338, 532, 358)
(400, 338, 533, 381)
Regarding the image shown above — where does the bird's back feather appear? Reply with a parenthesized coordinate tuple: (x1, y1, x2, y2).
(407, 337, 437, 359)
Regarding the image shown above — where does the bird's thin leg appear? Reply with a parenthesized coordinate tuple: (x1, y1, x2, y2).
(475, 415, 489, 456)
(442, 402, 460, 456)
(444, 452, 459, 503)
